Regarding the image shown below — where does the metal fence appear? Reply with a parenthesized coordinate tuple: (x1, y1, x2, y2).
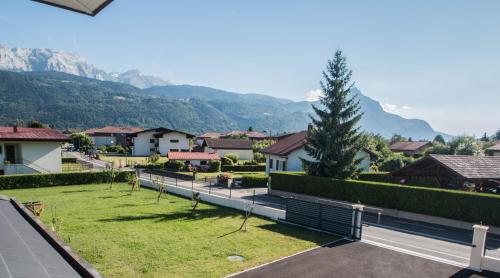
(285, 198, 363, 239)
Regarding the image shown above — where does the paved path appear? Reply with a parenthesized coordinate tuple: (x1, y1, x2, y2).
(0, 198, 80, 278)
(231, 240, 497, 278)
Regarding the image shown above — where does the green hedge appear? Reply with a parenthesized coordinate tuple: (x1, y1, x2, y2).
(221, 165, 266, 172)
(271, 172, 500, 226)
(240, 174, 268, 188)
(61, 157, 77, 163)
(358, 172, 440, 188)
(0, 171, 133, 190)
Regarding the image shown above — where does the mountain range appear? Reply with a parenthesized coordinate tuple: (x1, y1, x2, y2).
(0, 45, 169, 89)
(0, 45, 447, 139)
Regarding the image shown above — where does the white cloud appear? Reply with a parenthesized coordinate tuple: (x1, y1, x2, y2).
(306, 89, 324, 102)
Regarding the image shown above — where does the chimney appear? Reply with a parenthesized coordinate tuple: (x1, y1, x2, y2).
(13, 125, 18, 133)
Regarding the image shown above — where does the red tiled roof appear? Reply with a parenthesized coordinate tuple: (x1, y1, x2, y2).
(197, 132, 222, 138)
(0, 127, 70, 142)
(167, 152, 220, 160)
(389, 141, 432, 152)
(261, 131, 307, 156)
(197, 130, 267, 139)
(85, 126, 144, 135)
(203, 138, 252, 150)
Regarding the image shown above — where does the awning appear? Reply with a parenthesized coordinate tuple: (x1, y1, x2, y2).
(32, 0, 113, 16)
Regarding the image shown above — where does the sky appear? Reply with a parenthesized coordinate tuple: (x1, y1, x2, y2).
(1, 0, 499, 136)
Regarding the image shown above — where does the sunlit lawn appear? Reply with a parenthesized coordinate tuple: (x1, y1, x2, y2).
(99, 155, 168, 166)
(0, 183, 336, 277)
(62, 163, 90, 172)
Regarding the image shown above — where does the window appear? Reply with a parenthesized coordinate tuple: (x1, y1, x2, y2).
(200, 160, 207, 165)
(181, 149, 190, 152)
(170, 139, 179, 143)
(275, 160, 279, 170)
(149, 148, 156, 152)
(269, 159, 273, 169)
(149, 139, 155, 143)
(282, 161, 287, 171)
(170, 149, 179, 152)
(0, 145, 2, 154)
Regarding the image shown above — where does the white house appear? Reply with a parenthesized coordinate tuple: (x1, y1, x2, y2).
(131, 127, 194, 156)
(261, 131, 376, 175)
(202, 138, 254, 160)
(167, 152, 220, 167)
(85, 126, 143, 148)
(0, 126, 70, 175)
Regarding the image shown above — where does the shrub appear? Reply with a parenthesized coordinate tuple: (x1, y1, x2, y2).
(224, 153, 239, 164)
(241, 174, 268, 187)
(270, 172, 500, 226)
(379, 153, 414, 171)
(358, 172, 441, 188)
(147, 153, 161, 164)
(208, 160, 221, 172)
(165, 160, 184, 171)
(221, 165, 266, 172)
(61, 157, 77, 164)
(0, 171, 133, 190)
(221, 157, 234, 166)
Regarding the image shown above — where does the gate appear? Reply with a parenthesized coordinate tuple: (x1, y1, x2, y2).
(285, 198, 363, 239)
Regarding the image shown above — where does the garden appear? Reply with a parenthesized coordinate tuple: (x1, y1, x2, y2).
(0, 182, 336, 277)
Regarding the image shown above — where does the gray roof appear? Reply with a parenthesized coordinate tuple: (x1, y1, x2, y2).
(389, 141, 432, 152)
(486, 141, 500, 152)
(430, 154, 500, 179)
(33, 0, 113, 16)
(203, 138, 252, 150)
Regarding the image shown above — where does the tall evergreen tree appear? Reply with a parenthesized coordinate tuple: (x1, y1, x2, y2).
(303, 50, 363, 179)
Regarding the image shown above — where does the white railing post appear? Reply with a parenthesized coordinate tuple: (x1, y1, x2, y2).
(469, 224, 489, 271)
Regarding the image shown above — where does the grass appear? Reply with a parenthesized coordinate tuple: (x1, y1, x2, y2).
(0, 183, 336, 277)
(62, 163, 90, 172)
(99, 155, 168, 166)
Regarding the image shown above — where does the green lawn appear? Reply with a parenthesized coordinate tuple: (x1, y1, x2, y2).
(0, 183, 336, 277)
(99, 155, 168, 166)
(62, 163, 90, 172)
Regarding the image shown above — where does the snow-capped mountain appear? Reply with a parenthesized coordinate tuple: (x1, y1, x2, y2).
(0, 44, 169, 88)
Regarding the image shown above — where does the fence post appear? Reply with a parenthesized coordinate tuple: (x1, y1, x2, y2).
(175, 176, 178, 187)
(469, 224, 489, 271)
(351, 204, 364, 240)
(209, 181, 212, 195)
(229, 185, 232, 199)
(252, 189, 256, 204)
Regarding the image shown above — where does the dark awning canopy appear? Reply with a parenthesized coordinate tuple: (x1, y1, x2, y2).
(32, 0, 113, 16)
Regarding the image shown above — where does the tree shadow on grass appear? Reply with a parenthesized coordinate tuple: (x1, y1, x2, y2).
(256, 223, 339, 245)
(98, 206, 240, 223)
(61, 189, 96, 194)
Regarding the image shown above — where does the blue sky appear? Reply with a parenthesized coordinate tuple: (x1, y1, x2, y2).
(1, 0, 499, 136)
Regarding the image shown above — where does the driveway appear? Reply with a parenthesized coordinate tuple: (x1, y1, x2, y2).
(230, 240, 499, 278)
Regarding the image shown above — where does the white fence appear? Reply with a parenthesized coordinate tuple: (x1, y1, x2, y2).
(470, 225, 500, 273)
(140, 178, 285, 220)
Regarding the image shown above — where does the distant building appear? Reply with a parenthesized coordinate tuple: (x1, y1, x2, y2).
(85, 126, 143, 148)
(196, 130, 267, 145)
(132, 128, 195, 156)
(389, 141, 432, 156)
(202, 138, 254, 160)
(261, 131, 376, 175)
(486, 141, 500, 156)
(0, 126, 70, 175)
(167, 152, 220, 167)
(391, 154, 500, 189)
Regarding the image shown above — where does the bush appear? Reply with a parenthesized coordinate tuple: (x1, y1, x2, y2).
(61, 157, 77, 164)
(271, 172, 500, 226)
(241, 174, 268, 187)
(165, 160, 184, 171)
(147, 153, 161, 164)
(224, 153, 239, 164)
(208, 160, 221, 172)
(221, 157, 234, 166)
(379, 153, 414, 171)
(358, 172, 441, 188)
(0, 171, 133, 190)
(221, 165, 266, 172)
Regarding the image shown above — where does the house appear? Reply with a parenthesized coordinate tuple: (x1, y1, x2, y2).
(389, 141, 432, 156)
(261, 131, 377, 175)
(202, 138, 254, 160)
(486, 141, 500, 156)
(391, 154, 500, 189)
(167, 152, 220, 167)
(196, 130, 267, 145)
(0, 126, 70, 175)
(131, 127, 195, 156)
(84, 126, 143, 148)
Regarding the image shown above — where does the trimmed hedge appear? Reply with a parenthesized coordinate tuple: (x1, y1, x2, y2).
(61, 157, 77, 163)
(358, 172, 440, 188)
(240, 174, 268, 188)
(0, 171, 133, 190)
(271, 172, 500, 226)
(221, 165, 266, 172)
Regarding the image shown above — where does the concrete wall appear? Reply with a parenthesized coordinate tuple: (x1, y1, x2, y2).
(0, 141, 62, 173)
(140, 178, 285, 220)
(158, 132, 190, 155)
(132, 131, 156, 156)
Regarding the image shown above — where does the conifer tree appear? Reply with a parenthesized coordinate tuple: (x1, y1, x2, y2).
(303, 50, 363, 179)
